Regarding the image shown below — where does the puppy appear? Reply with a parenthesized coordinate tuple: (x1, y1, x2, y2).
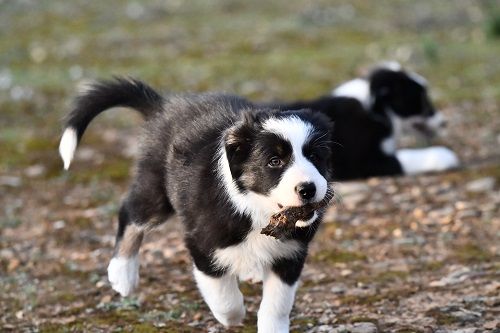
(59, 78, 333, 332)
(263, 62, 459, 179)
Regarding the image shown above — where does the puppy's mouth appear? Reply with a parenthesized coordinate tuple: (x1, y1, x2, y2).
(276, 201, 320, 216)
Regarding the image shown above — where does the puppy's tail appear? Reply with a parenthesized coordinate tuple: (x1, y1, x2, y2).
(59, 77, 164, 170)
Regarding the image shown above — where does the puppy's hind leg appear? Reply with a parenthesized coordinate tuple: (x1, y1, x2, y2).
(107, 205, 144, 297)
(107, 167, 174, 296)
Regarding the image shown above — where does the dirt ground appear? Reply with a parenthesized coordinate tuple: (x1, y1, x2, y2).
(1, 1, 499, 332)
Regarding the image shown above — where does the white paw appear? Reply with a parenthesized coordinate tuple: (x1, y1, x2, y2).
(257, 315, 290, 333)
(107, 256, 139, 297)
(213, 306, 246, 327)
(429, 146, 460, 170)
(396, 146, 460, 175)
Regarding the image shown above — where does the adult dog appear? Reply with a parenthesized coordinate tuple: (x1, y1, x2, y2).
(59, 78, 334, 332)
(263, 62, 459, 180)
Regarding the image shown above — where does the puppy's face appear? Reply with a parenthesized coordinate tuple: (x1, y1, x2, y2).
(370, 68, 446, 137)
(224, 110, 332, 212)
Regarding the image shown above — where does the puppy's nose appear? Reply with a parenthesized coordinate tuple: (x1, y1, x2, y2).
(295, 182, 316, 201)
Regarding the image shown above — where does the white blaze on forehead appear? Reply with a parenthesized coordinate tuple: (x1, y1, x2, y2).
(263, 116, 314, 152)
(332, 78, 371, 109)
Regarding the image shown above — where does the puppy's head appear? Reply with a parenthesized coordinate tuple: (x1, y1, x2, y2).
(223, 109, 332, 218)
(369, 64, 446, 137)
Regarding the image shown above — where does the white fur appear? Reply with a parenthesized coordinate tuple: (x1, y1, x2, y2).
(263, 117, 328, 208)
(193, 267, 245, 327)
(59, 127, 78, 170)
(408, 71, 428, 87)
(396, 146, 459, 175)
(76, 80, 95, 95)
(425, 112, 445, 131)
(257, 271, 298, 333)
(332, 78, 371, 109)
(380, 61, 402, 71)
(295, 211, 318, 228)
(380, 135, 397, 155)
(107, 256, 139, 297)
(387, 109, 409, 144)
(217, 145, 278, 228)
(213, 230, 302, 282)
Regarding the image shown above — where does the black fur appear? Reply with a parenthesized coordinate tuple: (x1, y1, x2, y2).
(63, 78, 164, 142)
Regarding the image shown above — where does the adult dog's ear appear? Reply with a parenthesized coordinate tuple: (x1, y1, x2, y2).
(224, 113, 258, 179)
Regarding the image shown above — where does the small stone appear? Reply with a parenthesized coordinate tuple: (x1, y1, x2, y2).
(8, 258, 20, 272)
(340, 269, 352, 276)
(15, 310, 23, 319)
(430, 267, 471, 287)
(25, 164, 46, 177)
(96, 280, 106, 288)
(53, 220, 66, 230)
(351, 322, 378, 333)
(330, 285, 346, 294)
(0, 176, 22, 187)
(328, 323, 379, 333)
(100, 295, 112, 304)
(484, 320, 499, 329)
(193, 312, 203, 321)
(466, 177, 496, 193)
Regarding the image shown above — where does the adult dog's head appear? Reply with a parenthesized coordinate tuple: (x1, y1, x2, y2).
(334, 62, 446, 138)
(219, 109, 332, 226)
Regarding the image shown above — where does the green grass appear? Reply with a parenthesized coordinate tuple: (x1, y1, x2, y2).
(1, 1, 499, 175)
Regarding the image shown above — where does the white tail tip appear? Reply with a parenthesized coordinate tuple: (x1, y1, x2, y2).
(59, 127, 78, 170)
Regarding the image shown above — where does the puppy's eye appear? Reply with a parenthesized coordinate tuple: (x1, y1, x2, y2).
(308, 153, 318, 161)
(268, 157, 283, 168)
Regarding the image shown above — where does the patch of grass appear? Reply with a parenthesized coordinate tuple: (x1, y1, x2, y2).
(291, 316, 318, 332)
(239, 280, 261, 297)
(363, 270, 410, 285)
(68, 157, 132, 183)
(425, 308, 460, 326)
(39, 320, 86, 333)
(485, 9, 500, 38)
(312, 249, 367, 264)
(453, 243, 495, 263)
(420, 260, 445, 272)
(350, 316, 379, 325)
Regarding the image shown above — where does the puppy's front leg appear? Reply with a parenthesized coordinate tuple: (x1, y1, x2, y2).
(193, 267, 245, 327)
(258, 270, 298, 333)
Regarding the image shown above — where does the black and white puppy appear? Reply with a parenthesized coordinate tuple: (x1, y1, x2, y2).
(59, 78, 333, 332)
(264, 62, 459, 180)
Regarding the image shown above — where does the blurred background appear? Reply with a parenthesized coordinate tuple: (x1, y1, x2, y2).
(1, 1, 499, 332)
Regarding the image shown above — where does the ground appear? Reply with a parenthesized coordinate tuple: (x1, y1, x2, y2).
(0, 1, 499, 332)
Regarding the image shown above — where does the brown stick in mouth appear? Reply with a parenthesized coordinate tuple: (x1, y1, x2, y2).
(261, 189, 334, 240)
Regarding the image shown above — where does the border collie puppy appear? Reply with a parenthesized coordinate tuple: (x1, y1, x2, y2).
(263, 62, 459, 180)
(59, 78, 333, 332)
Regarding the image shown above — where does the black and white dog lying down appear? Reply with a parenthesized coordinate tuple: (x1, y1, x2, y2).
(59, 78, 334, 332)
(263, 62, 459, 180)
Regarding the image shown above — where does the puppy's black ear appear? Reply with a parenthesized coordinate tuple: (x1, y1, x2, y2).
(224, 113, 258, 180)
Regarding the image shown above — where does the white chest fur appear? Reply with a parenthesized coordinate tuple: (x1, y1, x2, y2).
(213, 230, 302, 281)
